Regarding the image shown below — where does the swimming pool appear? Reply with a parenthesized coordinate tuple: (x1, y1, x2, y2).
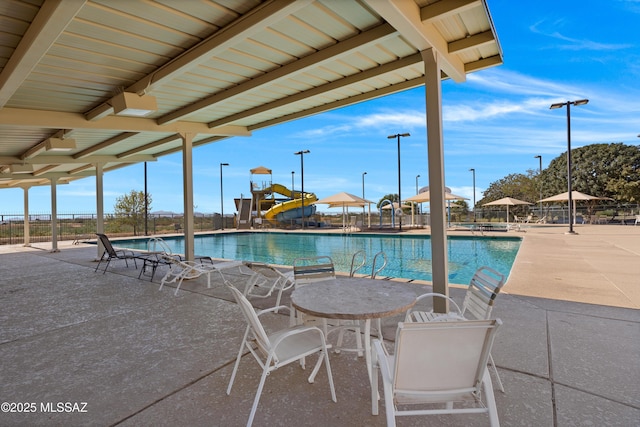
(115, 232, 521, 285)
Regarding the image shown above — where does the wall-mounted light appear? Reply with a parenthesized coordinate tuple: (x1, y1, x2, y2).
(45, 137, 76, 151)
(111, 92, 157, 117)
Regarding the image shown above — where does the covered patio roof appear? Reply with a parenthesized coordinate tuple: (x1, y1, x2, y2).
(0, 0, 502, 187)
(1, 0, 503, 305)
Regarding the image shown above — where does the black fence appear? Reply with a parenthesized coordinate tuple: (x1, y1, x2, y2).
(0, 213, 231, 245)
(2, 203, 638, 245)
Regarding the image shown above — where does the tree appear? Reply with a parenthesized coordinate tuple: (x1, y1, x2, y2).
(541, 143, 640, 202)
(377, 193, 399, 209)
(114, 190, 152, 236)
(477, 171, 538, 206)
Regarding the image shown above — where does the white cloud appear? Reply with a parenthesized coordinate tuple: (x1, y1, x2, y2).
(529, 19, 632, 51)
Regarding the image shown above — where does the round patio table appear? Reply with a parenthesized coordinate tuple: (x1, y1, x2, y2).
(291, 277, 417, 414)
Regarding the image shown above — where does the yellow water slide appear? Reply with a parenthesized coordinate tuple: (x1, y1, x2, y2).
(263, 185, 317, 220)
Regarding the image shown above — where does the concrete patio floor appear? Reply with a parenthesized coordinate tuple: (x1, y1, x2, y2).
(1, 224, 638, 426)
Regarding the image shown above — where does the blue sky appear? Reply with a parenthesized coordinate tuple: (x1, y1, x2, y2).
(2, 0, 639, 215)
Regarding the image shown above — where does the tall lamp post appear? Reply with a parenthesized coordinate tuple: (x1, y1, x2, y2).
(294, 150, 310, 229)
(534, 155, 542, 220)
(415, 174, 420, 215)
(469, 168, 475, 222)
(219, 163, 229, 230)
(362, 171, 367, 219)
(387, 133, 410, 230)
(550, 99, 589, 234)
(144, 161, 148, 236)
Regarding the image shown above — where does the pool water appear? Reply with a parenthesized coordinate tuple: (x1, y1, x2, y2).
(115, 232, 521, 285)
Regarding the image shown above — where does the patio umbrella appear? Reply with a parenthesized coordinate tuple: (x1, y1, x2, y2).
(539, 191, 614, 225)
(404, 190, 468, 203)
(315, 192, 373, 229)
(405, 191, 468, 227)
(483, 197, 532, 225)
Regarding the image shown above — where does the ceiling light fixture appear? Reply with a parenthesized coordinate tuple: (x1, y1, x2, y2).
(45, 137, 76, 151)
(10, 164, 33, 174)
(111, 92, 158, 117)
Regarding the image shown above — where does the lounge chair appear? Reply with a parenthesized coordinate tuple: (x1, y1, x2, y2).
(94, 233, 140, 273)
(137, 237, 184, 281)
(373, 320, 502, 426)
(159, 256, 245, 295)
(240, 262, 294, 310)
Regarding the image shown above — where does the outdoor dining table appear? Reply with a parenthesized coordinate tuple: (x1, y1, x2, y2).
(290, 277, 417, 413)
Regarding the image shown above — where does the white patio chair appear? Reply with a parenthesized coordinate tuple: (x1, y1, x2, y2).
(373, 319, 502, 427)
(293, 256, 336, 286)
(226, 285, 336, 427)
(405, 266, 507, 392)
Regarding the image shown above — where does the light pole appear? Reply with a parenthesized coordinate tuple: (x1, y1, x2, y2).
(219, 163, 229, 230)
(534, 155, 542, 220)
(294, 150, 310, 228)
(291, 171, 295, 194)
(387, 133, 410, 230)
(362, 171, 367, 219)
(469, 168, 476, 222)
(415, 174, 420, 215)
(550, 99, 589, 234)
(144, 161, 148, 236)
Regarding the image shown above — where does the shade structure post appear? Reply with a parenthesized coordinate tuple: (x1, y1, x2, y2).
(422, 48, 448, 314)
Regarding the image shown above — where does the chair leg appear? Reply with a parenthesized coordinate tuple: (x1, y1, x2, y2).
(227, 327, 251, 396)
(482, 370, 500, 427)
(247, 365, 271, 427)
(489, 353, 505, 393)
(323, 349, 337, 403)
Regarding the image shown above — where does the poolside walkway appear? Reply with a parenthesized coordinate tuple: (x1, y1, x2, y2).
(0, 224, 638, 426)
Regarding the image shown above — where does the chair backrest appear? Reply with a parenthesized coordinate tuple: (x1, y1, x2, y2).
(392, 320, 501, 400)
(96, 233, 118, 256)
(371, 251, 388, 279)
(293, 256, 335, 286)
(462, 266, 506, 320)
(227, 285, 272, 359)
(349, 250, 366, 277)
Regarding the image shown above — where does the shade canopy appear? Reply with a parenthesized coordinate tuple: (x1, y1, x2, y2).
(539, 191, 615, 226)
(483, 197, 532, 225)
(483, 197, 532, 206)
(539, 191, 614, 203)
(404, 191, 468, 203)
(315, 192, 373, 207)
(250, 166, 272, 175)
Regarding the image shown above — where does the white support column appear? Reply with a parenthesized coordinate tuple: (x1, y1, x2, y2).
(422, 48, 449, 313)
(181, 133, 195, 261)
(50, 177, 59, 252)
(22, 186, 30, 246)
(95, 163, 105, 260)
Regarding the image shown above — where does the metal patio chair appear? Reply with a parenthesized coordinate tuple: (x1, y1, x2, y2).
(226, 285, 336, 427)
(373, 319, 502, 426)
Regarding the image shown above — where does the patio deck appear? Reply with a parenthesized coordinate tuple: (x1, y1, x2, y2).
(1, 224, 638, 426)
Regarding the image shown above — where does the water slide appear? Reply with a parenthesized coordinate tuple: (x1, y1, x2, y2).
(262, 184, 317, 221)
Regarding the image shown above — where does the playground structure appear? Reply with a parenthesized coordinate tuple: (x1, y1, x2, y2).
(234, 166, 317, 229)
